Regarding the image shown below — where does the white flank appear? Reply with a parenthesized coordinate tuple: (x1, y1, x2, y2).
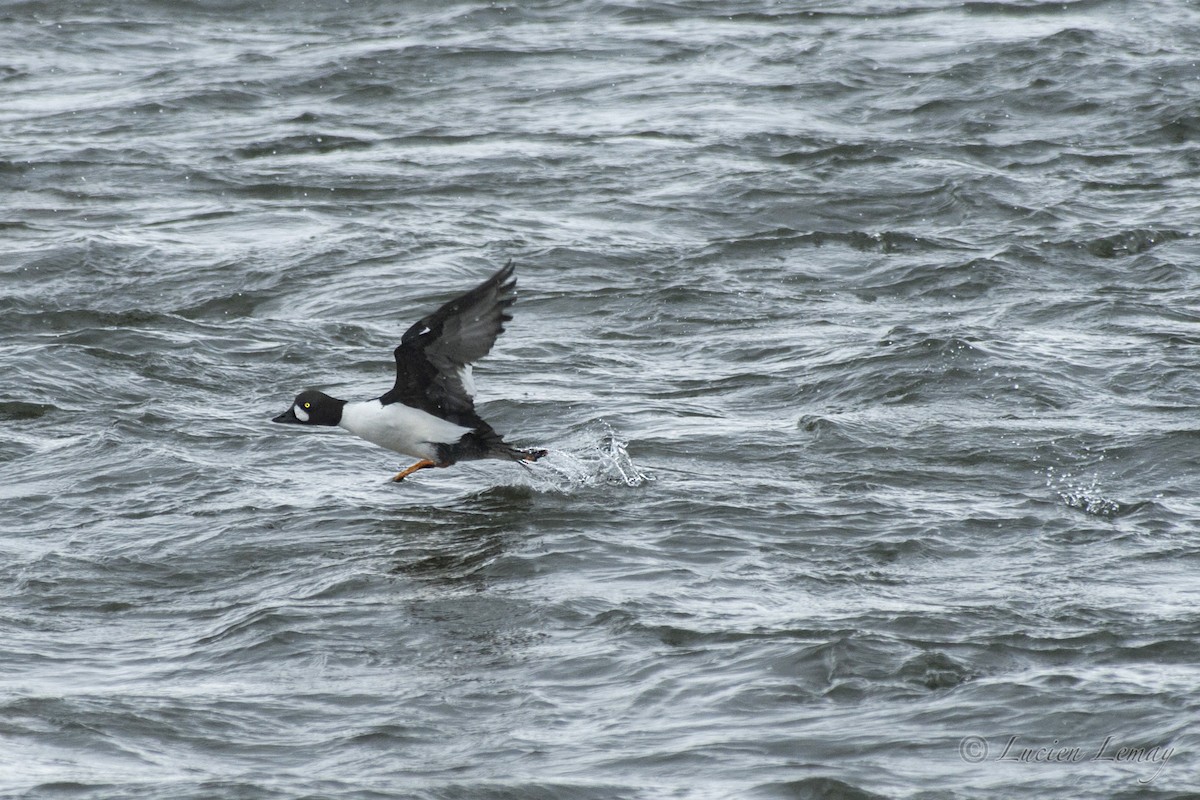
(293, 404, 310, 422)
(339, 399, 471, 461)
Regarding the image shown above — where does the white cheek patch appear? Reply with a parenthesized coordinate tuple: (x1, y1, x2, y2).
(293, 404, 310, 422)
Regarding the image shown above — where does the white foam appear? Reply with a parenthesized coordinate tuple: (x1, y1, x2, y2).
(513, 421, 654, 493)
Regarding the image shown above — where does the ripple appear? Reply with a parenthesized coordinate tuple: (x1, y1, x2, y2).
(1, 2, 1196, 798)
(0, 401, 55, 421)
(232, 134, 374, 160)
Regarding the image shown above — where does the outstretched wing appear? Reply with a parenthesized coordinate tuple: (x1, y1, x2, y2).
(381, 261, 516, 424)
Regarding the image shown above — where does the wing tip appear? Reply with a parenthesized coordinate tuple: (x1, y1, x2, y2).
(494, 259, 518, 304)
(497, 260, 517, 292)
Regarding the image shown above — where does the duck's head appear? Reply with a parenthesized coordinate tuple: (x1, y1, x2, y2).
(272, 390, 344, 426)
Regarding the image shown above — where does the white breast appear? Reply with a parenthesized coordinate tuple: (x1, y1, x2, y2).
(339, 399, 472, 461)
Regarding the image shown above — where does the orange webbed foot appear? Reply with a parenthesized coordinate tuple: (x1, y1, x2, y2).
(392, 459, 436, 482)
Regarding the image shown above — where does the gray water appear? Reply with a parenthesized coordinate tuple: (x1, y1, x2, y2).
(3, 1, 1200, 798)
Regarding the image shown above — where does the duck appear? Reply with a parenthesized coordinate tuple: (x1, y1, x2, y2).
(272, 261, 546, 482)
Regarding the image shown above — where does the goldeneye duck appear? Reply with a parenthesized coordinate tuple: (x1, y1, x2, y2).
(272, 260, 546, 482)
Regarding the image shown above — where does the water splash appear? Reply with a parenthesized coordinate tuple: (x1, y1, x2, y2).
(1045, 466, 1143, 519)
(520, 422, 654, 492)
(594, 430, 652, 487)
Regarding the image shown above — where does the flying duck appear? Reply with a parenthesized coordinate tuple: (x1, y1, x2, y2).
(272, 261, 546, 482)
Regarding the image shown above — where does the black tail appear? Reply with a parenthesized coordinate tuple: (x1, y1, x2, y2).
(483, 425, 545, 463)
(445, 429, 547, 464)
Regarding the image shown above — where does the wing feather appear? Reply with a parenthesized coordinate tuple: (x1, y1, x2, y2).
(381, 261, 516, 425)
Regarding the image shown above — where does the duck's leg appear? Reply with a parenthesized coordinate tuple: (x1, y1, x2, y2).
(392, 459, 436, 482)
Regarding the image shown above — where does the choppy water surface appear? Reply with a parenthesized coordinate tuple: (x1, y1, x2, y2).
(3, 1, 1200, 797)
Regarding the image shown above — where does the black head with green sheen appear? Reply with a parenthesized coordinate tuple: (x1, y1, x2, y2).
(272, 390, 345, 427)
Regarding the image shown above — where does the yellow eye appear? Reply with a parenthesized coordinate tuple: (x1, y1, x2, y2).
(304, 402, 311, 409)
